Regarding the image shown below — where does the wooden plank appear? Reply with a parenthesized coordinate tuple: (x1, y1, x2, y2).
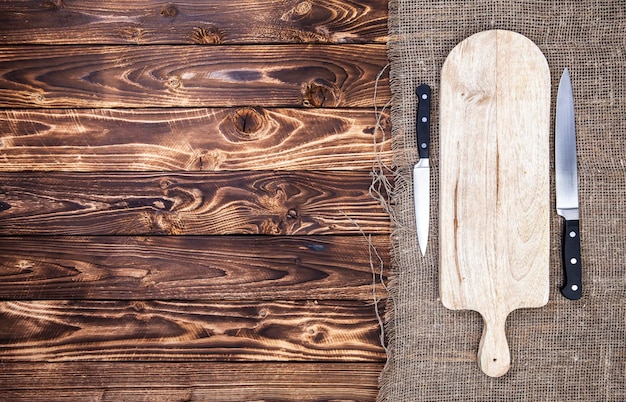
(0, 235, 389, 300)
(0, 108, 391, 171)
(0, 171, 390, 235)
(0, 362, 383, 401)
(0, 45, 390, 108)
(0, 0, 388, 45)
(0, 300, 386, 362)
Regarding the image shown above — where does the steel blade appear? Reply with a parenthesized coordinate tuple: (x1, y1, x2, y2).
(413, 159, 430, 256)
(555, 68, 579, 220)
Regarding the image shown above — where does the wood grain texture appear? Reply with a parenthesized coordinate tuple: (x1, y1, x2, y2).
(0, 0, 388, 45)
(0, 235, 389, 300)
(439, 30, 550, 377)
(0, 108, 391, 171)
(0, 361, 384, 401)
(0, 171, 390, 235)
(0, 0, 393, 395)
(0, 45, 389, 108)
(0, 300, 386, 362)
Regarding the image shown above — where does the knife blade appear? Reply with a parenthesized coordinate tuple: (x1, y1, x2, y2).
(413, 84, 431, 256)
(555, 68, 582, 300)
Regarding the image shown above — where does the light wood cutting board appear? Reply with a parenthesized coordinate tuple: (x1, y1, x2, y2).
(439, 30, 551, 377)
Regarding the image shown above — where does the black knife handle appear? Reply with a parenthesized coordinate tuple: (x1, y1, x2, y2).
(560, 219, 582, 300)
(416, 84, 431, 160)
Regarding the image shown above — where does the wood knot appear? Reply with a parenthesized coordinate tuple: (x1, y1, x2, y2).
(194, 150, 225, 171)
(281, 1, 313, 21)
(41, 0, 65, 10)
(278, 29, 323, 44)
(159, 179, 173, 189)
(142, 211, 184, 235)
(160, 3, 178, 17)
(191, 27, 224, 44)
(302, 79, 342, 107)
(219, 107, 284, 144)
(122, 27, 144, 44)
(233, 107, 264, 135)
(305, 325, 327, 343)
(130, 301, 148, 312)
(165, 76, 182, 90)
(31, 92, 46, 105)
(260, 220, 283, 235)
(296, 1, 313, 14)
(218, 107, 272, 143)
(0, 201, 11, 212)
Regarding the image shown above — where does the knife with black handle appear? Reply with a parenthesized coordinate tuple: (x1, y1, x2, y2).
(413, 84, 431, 256)
(555, 68, 582, 300)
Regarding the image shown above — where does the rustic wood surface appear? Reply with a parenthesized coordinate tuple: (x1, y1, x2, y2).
(0, 235, 388, 300)
(0, 0, 390, 400)
(0, 0, 388, 45)
(0, 108, 391, 171)
(439, 30, 550, 378)
(0, 171, 389, 235)
(0, 45, 390, 108)
(0, 300, 386, 362)
(0, 362, 385, 401)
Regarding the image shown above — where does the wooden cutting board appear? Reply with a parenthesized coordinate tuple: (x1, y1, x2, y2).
(439, 30, 551, 377)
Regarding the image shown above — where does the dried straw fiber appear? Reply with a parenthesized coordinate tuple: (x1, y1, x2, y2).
(378, 1, 625, 400)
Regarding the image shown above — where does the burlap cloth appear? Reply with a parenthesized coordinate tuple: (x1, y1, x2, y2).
(378, 1, 625, 400)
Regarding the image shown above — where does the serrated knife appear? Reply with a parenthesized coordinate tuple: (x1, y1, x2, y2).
(555, 68, 582, 300)
(413, 84, 431, 256)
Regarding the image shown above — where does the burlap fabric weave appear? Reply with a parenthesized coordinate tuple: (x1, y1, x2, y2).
(378, 1, 625, 400)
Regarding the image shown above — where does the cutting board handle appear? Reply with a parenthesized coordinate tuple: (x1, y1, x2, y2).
(478, 314, 511, 377)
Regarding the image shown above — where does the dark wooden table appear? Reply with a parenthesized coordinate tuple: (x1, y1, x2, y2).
(0, 1, 391, 400)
